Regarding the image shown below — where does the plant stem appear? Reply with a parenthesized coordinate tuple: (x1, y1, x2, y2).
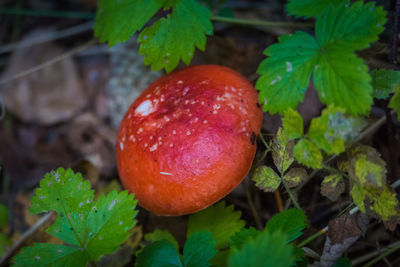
(362, 241, 400, 267)
(280, 174, 302, 210)
(297, 227, 328, 248)
(352, 241, 400, 265)
(211, 16, 313, 28)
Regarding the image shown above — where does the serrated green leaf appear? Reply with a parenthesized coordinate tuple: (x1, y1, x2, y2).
(187, 201, 245, 249)
(313, 49, 372, 115)
(316, 1, 387, 51)
(350, 184, 399, 222)
(136, 240, 182, 267)
(282, 109, 304, 140)
(29, 168, 95, 246)
(265, 209, 307, 243)
(183, 231, 217, 267)
(347, 145, 387, 188)
(307, 106, 366, 154)
(252, 166, 281, 192)
(13, 243, 88, 267)
(94, 0, 166, 46)
(321, 174, 345, 201)
(389, 85, 400, 120)
(85, 190, 138, 260)
(272, 128, 295, 173)
(286, 0, 348, 18)
(283, 168, 308, 188)
(230, 227, 260, 250)
(371, 69, 400, 99)
(293, 139, 322, 169)
(138, 0, 213, 72)
(30, 168, 94, 215)
(145, 229, 179, 251)
(256, 31, 319, 114)
(228, 231, 296, 267)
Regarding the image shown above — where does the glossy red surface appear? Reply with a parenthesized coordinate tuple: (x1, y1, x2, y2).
(116, 65, 262, 215)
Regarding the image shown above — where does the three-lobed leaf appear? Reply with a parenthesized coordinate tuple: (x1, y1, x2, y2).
(136, 240, 182, 267)
(258, 1, 387, 115)
(138, 0, 213, 72)
(145, 229, 179, 251)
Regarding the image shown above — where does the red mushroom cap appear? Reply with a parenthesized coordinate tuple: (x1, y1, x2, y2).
(116, 65, 262, 215)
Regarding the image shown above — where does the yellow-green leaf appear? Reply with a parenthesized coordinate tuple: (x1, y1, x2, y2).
(252, 166, 281, 192)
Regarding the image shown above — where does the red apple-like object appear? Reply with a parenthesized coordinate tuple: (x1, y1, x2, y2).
(116, 65, 263, 215)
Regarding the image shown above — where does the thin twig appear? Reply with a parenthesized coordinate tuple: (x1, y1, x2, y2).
(362, 241, 400, 267)
(0, 20, 94, 54)
(0, 95, 5, 120)
(0, 39, 96, 87)
(0, 212, 54, 266)
(352, 241, 400, 266)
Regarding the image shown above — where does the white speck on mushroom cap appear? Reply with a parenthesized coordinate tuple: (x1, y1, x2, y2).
(135, 100, 155, 116)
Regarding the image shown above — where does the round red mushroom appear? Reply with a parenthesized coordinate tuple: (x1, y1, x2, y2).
(116, 65, 263, 215)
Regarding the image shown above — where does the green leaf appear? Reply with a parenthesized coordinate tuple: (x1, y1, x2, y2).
(282, 109, 304, 140)
(313, 49, 372, 115)
(307, 106, 366, 154)
(13, 243, 88, 267)
(320, 174, 345, 201)
(138, 0, 213, 72)
(347, 145, 387, 188)
(85, 190, 138, 261)
(252, 166, 281, 192)
(145, 229, 179, 251)
(286, 0, 348, 18)
(0, 204, 9, 228)
(187, 201, 245, 249)
(30, 168, 94, 215)
(283, 168, 308, 188)
(228, 231, 296, 267)
(136, 240, 183, 267)
(371, 69, 400, 99)
(230, 227, 260, 250)
(350, 184, 399, 222)
(265, 209, 307, 243)
(272, 128, 294, 173)
(30, 168, 94, 246)
(94, 0, 166, 46)
(389, 85, 400, 120)
(183, 231, 218, 267)
(256, 31, 319, 114)
(0, 232, 11, 258)
(293, 139, 322, 169)
(316, 1, 387, 51)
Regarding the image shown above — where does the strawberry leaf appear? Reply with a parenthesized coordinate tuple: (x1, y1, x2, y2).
(389, 85, 400, 120)
(256, 31, 319, 114)
(282, 109, 304, 140)
(138, 0, 213, 72)
(371, 69, 400, 99)
(252, 166, 281, 192)
(13, 243, 88, 267)
(183, 231, 218, 267)
(145, 229, 179, 251)
(293, 139, 323, 169)
(271, 128, 295, 173)
(286, 0, 348, 19)
(265, 209, 307, 243)
(187, 201, 245, 249)
(94, 0, 166, 46)
(228, 231, 296, 267)
(136, 240, 182, 267)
